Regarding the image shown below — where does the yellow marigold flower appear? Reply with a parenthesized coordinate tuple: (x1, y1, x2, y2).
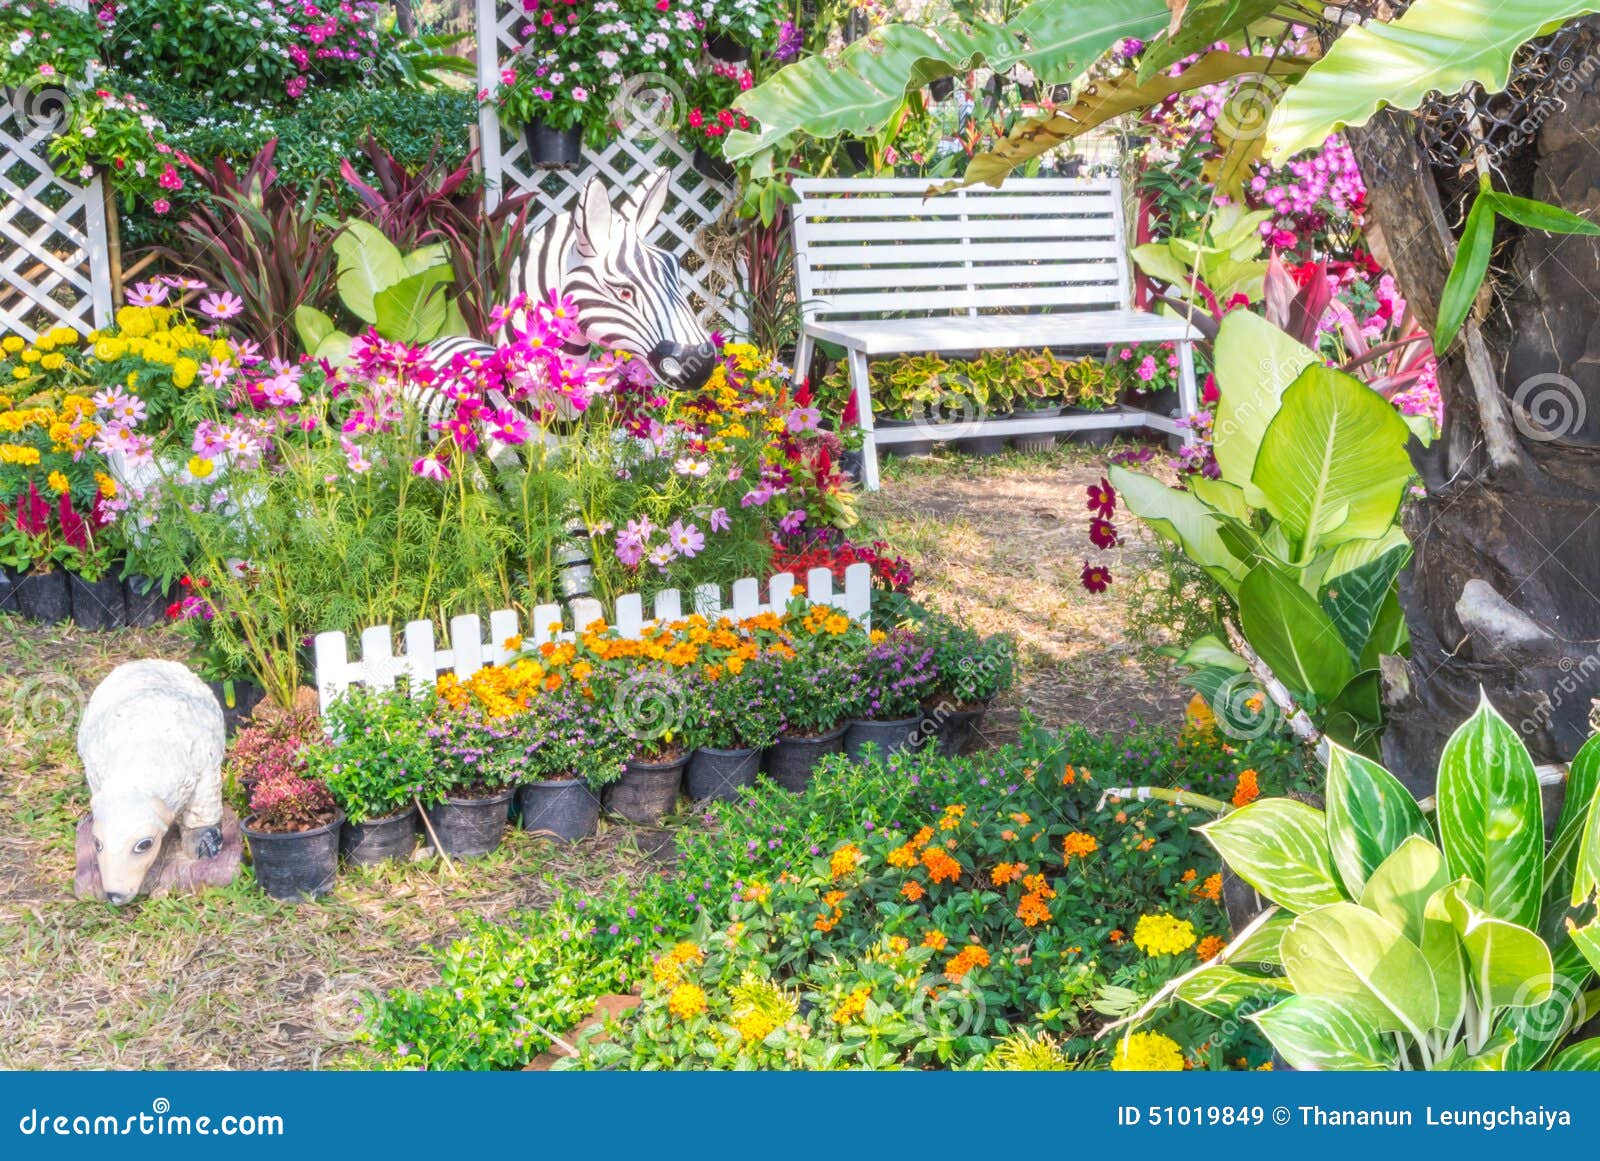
(666, 983, 707, 1020)
(187, 455, 215, 479)
(172, 356, 200, 388)
(0, 444, 41, 465)
(19, 348, 40, 364)
(1, 335, 24, 353)
(11, 366, 29, 380)
(94, 337, 125, 361)
(1110, 1031, 1185, 1071)
(46, 470, 69, 494)
(1133, 913, 1197, 957)
(39, 352, 65, 371)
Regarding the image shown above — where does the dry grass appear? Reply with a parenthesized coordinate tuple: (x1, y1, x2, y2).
(0, 444, 1188, 1069)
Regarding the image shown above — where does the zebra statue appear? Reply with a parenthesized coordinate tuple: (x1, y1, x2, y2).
(426, 167, 720, 390)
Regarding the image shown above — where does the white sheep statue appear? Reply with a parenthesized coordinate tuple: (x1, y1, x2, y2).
(77, 660, 227, 905)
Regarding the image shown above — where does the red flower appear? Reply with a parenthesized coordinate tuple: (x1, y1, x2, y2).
(1201, 373, 1219, 405)
(1088, 517, 1119, 550)
(1086, 477, 1116, 518)
(1080, 562, 1112, 594)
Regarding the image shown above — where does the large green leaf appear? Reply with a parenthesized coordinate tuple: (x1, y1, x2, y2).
(1574, 768, 1600, 908)
(1251, 995, 1396, 1070)
(1360, 836, 1450, 945)
(726, 0, 1169, 160)
(1211, 311, 1318, 506)
(1227, 907, 1293, 966)
(1264, 0, 1600, 162)
(1551, 1038, 1600, 1070)
(1322, 525, 1411, 585)
(1320, 543, 1410, 665)
(373, 264, 454, 344)
(1422, 882, 1469, 1033)
(1442, 880, 1555, 1009)
(1281, 903, 1439, 1034)
(1569, 918, 1600, 976)
(1238, 562, 1354, 702)
(1326, 744, 1432, 897)
(1201, 799, 1346, 913)
(1176, 634, 1248, 673)
(1110, 465, 1245, 593)
(1174, 965, 1293, 1017)
(1558, 732, 1600, 839)
(1437, 694, 1544, 929)
(1251, 365, 1415, 551)
(333, 219, 407, 324)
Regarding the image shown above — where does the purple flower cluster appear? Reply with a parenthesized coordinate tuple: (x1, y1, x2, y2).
(845, 629, 938, 721)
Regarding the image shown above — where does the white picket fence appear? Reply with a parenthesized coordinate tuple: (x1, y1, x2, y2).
(313, 563, 873, 711)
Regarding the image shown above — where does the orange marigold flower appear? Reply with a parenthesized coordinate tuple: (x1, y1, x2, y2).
(1232, 769, 1260, 808)
(1181, 868, 1197, 883)
(943, 944, 990, 981)
(1010, 812, 1032, 826)
(991, 862, 1026, 886)
(1196, 935, 1226, 961)
(822, 890, 846, 907)
(1017, 893, 1052, 927)
(922, 929, 948, 951)
(1195, 873, 1223, 903)
(921, 847, 961, 884)
(911, 827, 934, 848)
(1062, 831, 1099, 861)
(901, 880, 925, 901)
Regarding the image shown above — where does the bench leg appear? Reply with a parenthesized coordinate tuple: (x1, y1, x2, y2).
(847, 347, 880, 492)
(1176, 339, 1200, 445)
(793, 332, 814, 388)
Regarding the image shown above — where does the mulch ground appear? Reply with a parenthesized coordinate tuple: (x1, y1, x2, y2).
(0, 443, 1189, 1069)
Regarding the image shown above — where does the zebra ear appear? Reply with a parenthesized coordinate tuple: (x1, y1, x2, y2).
(630, 168, 671, 237)
(574, 176, 615, 258)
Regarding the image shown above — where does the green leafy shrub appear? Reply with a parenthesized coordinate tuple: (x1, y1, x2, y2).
(1129, 696, 1600, 1071)
(304, 686, 439, 823)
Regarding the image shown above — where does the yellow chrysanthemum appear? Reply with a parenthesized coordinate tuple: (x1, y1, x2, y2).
(1110, 1031, 1185, 1071)
(1132, 913, 1197, 957)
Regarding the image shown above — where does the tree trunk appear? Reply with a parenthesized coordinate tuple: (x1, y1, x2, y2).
(1347, 24, 1600, 791)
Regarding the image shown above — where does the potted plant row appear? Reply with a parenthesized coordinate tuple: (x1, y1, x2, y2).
(681, 662, 785, 802)
(0, 559, 175, 630)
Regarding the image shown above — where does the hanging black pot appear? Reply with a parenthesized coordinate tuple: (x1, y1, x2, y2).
(928, 76, 955, 101)
(705, 30, 750, 63)
(123, 574, 174, 627)
(693, 146, 736, 185)
(523, 119, 582, 169)
(69, 572, 127, 631)
(15, 568, 71, 623)
(245, 811, 343, 902)
(0, 567, 17, 617)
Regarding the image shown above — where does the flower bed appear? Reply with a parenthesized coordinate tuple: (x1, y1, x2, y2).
(358, 719, 1313, 1069)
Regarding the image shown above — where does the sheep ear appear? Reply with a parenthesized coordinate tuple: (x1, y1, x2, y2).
(629, 168, 671, 237)
(574, 177, 615, 259)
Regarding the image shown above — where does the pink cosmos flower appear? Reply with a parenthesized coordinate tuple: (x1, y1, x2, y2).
(667, 520, 704, 558)
(199, 291, 245, 320)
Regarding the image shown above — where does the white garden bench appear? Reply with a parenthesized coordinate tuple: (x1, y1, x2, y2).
(790, 177, 1201, 490)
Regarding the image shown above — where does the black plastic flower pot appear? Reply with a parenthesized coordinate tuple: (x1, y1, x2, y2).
(0, 567, 16, 616)
(763, 726, 847, 793)
(208, 680, 265, 737)
(928, 76, 955, 101)
(123, 574, 173, 627)
(15, 568, 70, 623)
(686, 746, 759, 802)
(957, 432, 1010, 457)
(845, 716, 927, 762)
(923, 699, 989, 758)
(1062, 403, 1121, 448)
(423, 788, 514, 858)
(69, 571, 127, 630)
(518, 778, 600, 841)
(604, 754, 687, 824)
(692, 146, 736, 185)
(340, 805, 418, 866)
(874, 416, 936, 457)
(705, 31, 750, 63)
(524, 120, 582, 168)
(244, 812, 343, 902)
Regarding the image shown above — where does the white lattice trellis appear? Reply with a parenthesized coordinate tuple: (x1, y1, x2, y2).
(474, 0, 745, 332)
(0, 88, 114, 341)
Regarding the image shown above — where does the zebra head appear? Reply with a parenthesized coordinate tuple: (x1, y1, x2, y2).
(565, 170, 718, 390)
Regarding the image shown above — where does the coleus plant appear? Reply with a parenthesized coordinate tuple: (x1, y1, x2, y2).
(1113, 696, 1600, 1071)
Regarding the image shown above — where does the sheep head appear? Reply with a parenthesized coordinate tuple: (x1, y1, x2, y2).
(90, 788, 175, 905)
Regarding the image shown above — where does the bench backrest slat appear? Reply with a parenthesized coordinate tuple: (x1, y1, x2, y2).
(792, 177, 1130, 321)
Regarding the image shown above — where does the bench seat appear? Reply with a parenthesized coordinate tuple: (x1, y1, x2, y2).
(804, 309, 1200, 356)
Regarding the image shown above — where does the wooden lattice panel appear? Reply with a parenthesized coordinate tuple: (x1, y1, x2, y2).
(0, 89, 114, 341)
(473, 0, 745, 332)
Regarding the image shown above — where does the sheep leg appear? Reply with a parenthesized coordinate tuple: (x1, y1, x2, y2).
(180, 771, 225, 860)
